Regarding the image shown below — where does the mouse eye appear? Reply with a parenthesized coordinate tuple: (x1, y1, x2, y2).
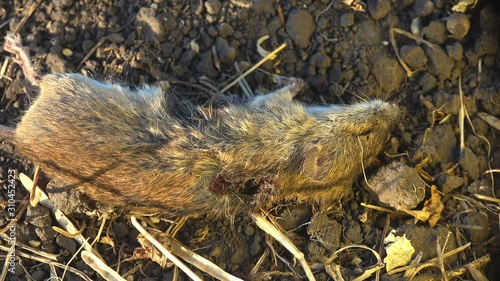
(345, 124, 374, 136)
(358, 129, 373, 136)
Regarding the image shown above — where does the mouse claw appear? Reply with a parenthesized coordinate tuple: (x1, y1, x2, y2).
(3, 33, 40, 87)
(4, 33, 23, 51)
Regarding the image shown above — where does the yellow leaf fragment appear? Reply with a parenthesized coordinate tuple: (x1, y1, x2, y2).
(384, 231, 415, 271)
(451, 0, 477, 12)
(100, 236, 115, 248)
(421, 185, 444, 227)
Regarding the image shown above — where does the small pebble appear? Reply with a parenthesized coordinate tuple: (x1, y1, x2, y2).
(423, 21, 447, 45)
(367, 0, 391, 20)
(286, 9, 315, 48)
(205, 0, 222, 15)
(413, 0, 435, 17)
(447, 13, 470, 40)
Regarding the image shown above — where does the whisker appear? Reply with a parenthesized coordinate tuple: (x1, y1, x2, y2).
(396, 91, 408, 104)
(346, 82, 369, 101)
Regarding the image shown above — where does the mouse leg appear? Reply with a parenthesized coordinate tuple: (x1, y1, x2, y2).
(273, 75, 305, 93)
(3, 33, 40, 87)
(250, 211, 316, 281)
(250, 77, 306, 107)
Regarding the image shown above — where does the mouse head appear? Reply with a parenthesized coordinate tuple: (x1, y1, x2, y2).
(301, 100, 400, 184)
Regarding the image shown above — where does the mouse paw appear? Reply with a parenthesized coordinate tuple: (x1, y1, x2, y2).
(3, 33, 40, 87)
(274, 75, 307, 100)
(273, 74, 301, 86)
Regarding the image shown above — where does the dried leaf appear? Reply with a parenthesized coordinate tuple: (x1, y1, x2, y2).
(100, 236, 115, 248)
(451, 0, 477, 12)
(400, 207, 431, 222)
(134, 234, 172, 268)
(384, 231, 415, 271)
(397, 185, 443, 226)
(421, 185, 444, 227)
(341, 0, 366, 12)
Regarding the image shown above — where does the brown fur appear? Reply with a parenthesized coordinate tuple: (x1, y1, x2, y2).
(13, 73, 400, 218)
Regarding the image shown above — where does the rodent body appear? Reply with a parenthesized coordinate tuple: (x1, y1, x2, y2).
(13, 73, 400, 217)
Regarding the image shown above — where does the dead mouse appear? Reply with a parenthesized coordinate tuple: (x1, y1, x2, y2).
(2, 33, 400, 218)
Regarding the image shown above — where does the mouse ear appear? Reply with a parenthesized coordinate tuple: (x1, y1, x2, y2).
(302, 143, 332, 181)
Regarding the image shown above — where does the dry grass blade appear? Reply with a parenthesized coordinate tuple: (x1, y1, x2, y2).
(0, 244, 92, 280)
(53, 224, 86, 238)
(389, 27, 435, 78)
(464, 254, 490, 281)
(149, 229, 244, 281)
(48, 264, 58, 280)
(484, 169, 500, 174)
(61, 237, 94, 280)
(387, 242, 471, 277)
(28, 165, 42, 206)
(0, 237, 16, 281)
(91, 216, 107, 248)
(250, 211, 316, 281)
(250, 249, 269, 276)
(78, 36, 107, 70)
(436, 233, 450, 281)
(388, 34, 413, 76)
(360, 203, 398, 214)
(0, 19, 11, 30)
(135, 219, 243, 280)
(458, 76, 465, 156)
(0, 233, 58, 260)
(391, 27, 435, 48)
(233, 61, 253, 98)
(0, 57, 9, 80)
(130, 216, 203, 281)
(221, 43, 287, 93)
(324, 244, 384, 281)
(81, 250, 125, 281)
(473, 193, 500, 204)
(19, 173, 102, 259)
(477, 112, 500, 131)
(400, 254, 489, 280)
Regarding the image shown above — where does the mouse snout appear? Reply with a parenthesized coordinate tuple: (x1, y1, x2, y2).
(387, 103, 401, 123)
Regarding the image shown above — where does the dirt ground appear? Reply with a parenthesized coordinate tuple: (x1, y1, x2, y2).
(1, 0, 500, 280)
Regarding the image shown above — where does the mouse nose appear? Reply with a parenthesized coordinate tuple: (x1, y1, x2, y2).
(389, 104, 401, 119)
